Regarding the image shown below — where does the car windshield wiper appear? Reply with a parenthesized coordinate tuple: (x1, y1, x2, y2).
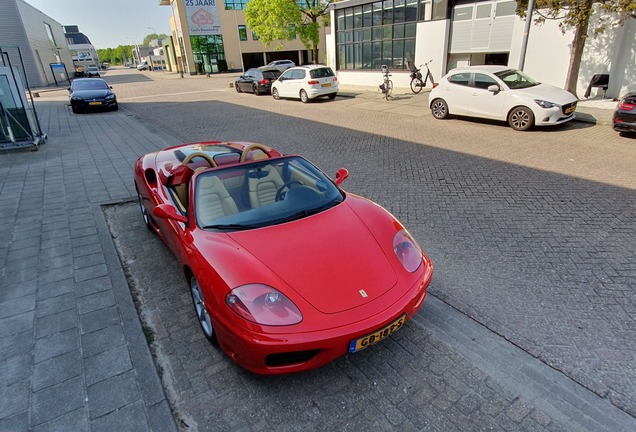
(202, 223, 254, 231)
(273, 201, 341, 225)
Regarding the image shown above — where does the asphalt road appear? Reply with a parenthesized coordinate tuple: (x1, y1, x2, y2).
(50, 67, 636, 430)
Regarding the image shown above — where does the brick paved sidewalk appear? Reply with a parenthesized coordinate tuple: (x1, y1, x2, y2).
(0, 102, 178, 431)
(0, 90, 631, 431)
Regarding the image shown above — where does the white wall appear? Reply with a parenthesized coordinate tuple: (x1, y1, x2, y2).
(512, 11, 635, 99)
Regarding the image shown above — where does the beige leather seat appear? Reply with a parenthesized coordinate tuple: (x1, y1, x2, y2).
(248, 165, 285, 207)
(196, 175, 239, 225)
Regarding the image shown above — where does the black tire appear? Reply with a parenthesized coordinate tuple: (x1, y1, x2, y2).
(410, 78, 423, 94)
(431, 98, 449, 119)
(272, 88, 280, 100)
(328, 93, 336, 100)
(71, 106, 79, 114)
(190, 276, 218, 346)
(112, 105, 119, 111)
(235, 83, 242, 93)
(136, 187, 153, 232)
(508, 106, 534, 131)
(253, 84, 260, 95)
(300, 89, 309, 103)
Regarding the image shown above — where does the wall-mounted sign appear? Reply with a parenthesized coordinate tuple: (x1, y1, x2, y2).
(185, 0, 221, 35)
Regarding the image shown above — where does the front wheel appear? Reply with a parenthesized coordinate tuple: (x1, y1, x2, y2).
(190, 276, 218, 346)
(431, 98, 449, 119)
(136, 187, 153, 231)
(410, 78, 423, 94)
(300, 89, 309, 103)
(252, 84, 260, 96)
(508, 106, 534, 131)
(272, 88, 280, 100)
(385, 80, 393, 100)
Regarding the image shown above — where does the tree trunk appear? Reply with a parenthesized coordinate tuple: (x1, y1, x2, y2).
(564, 0, 594, 97)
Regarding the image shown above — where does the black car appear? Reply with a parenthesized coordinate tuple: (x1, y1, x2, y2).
(613, 92, 636, 135)
(235, 68, 281, 95)
(69, 78, 118, 113)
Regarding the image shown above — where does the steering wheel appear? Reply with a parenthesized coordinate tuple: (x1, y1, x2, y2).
(275, 180, 303, 201)
(239, 143, 271, 163)
(182, 152, 217, 168)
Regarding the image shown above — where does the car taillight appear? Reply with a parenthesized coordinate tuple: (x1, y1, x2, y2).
(432, 82, 439, 89)
(619, 102, 635, 111)
(260, 79, 267, 85)
(226, 284, 302, 326)
(307, 80, 320, 85)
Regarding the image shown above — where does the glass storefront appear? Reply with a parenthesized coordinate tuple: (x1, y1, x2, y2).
(190, 35, 227, 74)
(335, 0, 419, 71)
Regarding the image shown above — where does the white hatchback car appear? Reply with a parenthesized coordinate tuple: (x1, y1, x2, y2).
(271, 65, 338, 103)
(428, 66, 578, 131)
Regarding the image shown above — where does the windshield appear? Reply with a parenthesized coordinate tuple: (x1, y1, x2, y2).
(194, 156, 345, 231)
(494, 69, 539, 89)
(72, 80, 108, 90)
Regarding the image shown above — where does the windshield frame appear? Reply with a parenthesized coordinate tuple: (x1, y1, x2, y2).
(194, 155, 345, 231)
(494, 69, 540, 90)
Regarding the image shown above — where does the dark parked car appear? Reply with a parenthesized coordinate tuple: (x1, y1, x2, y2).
(235, 68, 281, 95)
(612, 92, 636, 135)
(69, 78, 118, 113)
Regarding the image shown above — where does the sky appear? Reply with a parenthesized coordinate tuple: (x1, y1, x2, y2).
(23, 0, 173, 49)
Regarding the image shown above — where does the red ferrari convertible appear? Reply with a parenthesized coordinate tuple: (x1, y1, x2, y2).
(134, 141, 433, 374)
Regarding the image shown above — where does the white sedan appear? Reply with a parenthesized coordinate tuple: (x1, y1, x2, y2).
(428, 66, 578, 131)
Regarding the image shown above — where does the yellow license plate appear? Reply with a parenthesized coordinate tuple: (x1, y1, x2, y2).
(322, 83, 331, 87)
(565, 105, 576, 114)
(89, 101, 102, 106)
(349, 314, 407, 353)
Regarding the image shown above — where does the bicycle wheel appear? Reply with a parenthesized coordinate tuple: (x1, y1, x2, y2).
(385, 80, 393, 100)
(410, 78, 423, 94)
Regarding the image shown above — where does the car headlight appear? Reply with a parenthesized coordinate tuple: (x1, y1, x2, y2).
(105, 94, 116, 100)
(534, 99, 557, 109)
(393, 229, 422, 273)
(226, 284, 302, 326)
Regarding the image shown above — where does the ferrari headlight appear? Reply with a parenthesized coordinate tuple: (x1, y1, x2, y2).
(226, 284, 302, 326)
(534, 99, 556, 109)
(393, 229, 422, 273)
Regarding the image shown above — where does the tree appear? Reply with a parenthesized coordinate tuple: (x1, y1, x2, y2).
(516, 0, 636, 96)
(97, 45, 133, 65)
(245, 0, 333, 63)
(143, 33, 169, 47)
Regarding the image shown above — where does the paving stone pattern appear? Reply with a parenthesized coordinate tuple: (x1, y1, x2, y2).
(0, 102, 177, 431)
(1, 69, 635, 431)
(118, 82, 636, 421)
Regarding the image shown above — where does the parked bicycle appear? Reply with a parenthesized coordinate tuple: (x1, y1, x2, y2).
(378, 65, 393, 100)
(408, 60, 435, 94)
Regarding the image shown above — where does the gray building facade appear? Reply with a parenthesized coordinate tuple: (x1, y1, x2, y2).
(0, 0, 74, 87)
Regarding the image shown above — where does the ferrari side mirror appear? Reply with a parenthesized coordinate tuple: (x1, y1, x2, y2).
(334, 168, 349, 186)
(153, 204, 187, 223)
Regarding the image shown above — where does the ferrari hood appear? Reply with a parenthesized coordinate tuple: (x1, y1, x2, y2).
(228, 203, 398, 314)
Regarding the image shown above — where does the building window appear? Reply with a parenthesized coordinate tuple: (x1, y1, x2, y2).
(225, 0, 248, 10)
(44, 22, 56, 47)
(335, 0, 419, 71)
(190, 35, 227, 73)
(238, 25, 248, 41)
(252, 31, 260, 41)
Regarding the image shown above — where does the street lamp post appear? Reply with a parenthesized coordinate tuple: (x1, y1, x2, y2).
(125, 37, 140, 65)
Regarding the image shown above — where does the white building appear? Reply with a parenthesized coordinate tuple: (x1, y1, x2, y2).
(328, 0, 635, 99)
(0, 0, 74, 87)
(63, 25, 100, 76)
